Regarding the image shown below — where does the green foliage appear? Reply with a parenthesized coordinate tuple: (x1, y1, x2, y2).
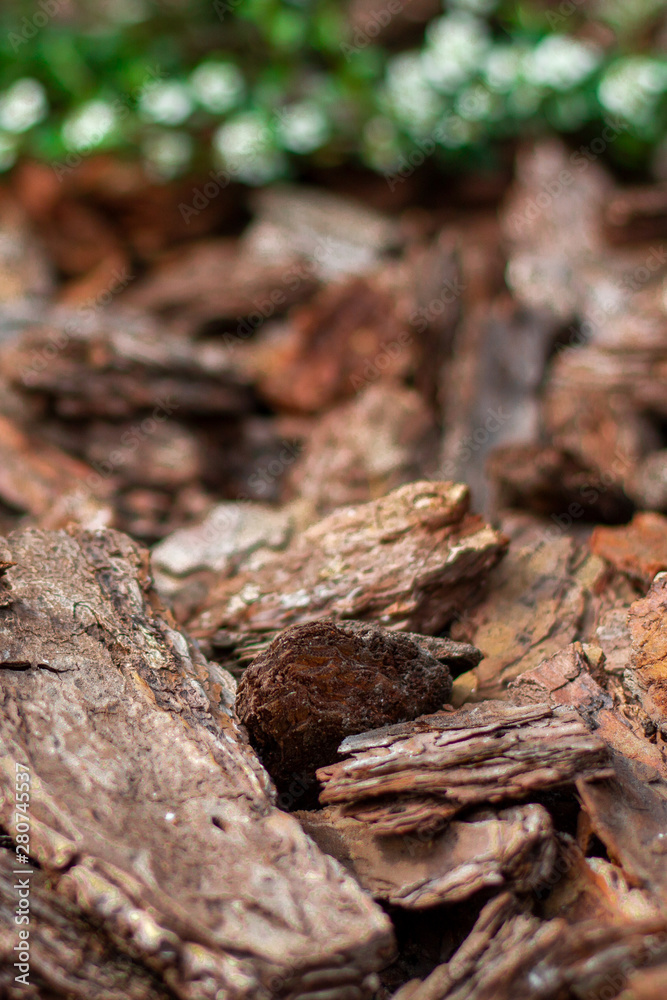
(0, 0, 665, 181)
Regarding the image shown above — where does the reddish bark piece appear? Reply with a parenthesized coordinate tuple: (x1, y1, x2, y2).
(256, 277, 412, 413)
(627, 574, 667, 737)
(0, 849, 173, 1000)
(1, 319, 252, 418)
(317, 701, 611, 836)
(454, 528, 603, 701)
(542, 368, 654, 495)
(285, 382, 438, 515)
(391, 892, 667, 1000)
(236, 620, 472, 789)
(298, 802, 556, 909)
(591, 512, 667, 587)
(538, 834, 664, 927)
(487, 443, 633, 524)
(0, 413, 112, 529)
(188, 481, 508, 665)
(621, 966, 667, 1000)
(577, 752, 667, 913)
(509, 642, 667, 782)
(121, 238, 316, 330)
(603, 182, 667, 245)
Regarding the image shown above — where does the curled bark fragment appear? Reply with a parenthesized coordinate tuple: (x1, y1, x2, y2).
(317, 701, 612, 836)
(298, 802, 556, 909)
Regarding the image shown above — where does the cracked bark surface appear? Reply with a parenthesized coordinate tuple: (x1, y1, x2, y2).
(0, 527, 393, 999)
(317, 701, 611, 836)
(0, 849, 175, 1000)
(297, 802, 556, 909)
(390, 892, 667, 1000)
(187, 481, 507, 668)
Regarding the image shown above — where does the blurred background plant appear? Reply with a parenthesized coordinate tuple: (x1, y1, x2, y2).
(0, 0, 665, 183)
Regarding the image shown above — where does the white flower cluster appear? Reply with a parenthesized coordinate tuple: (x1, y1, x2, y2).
(524, 35, 600, 91)
(0, 77, 48, 171)
(598, 57, 667, 127)
(62, 100, 117, 151)
(384, 53, 444, 135)
(213, 112, 286, 185)
(139, 81, 192, 126)
(378, 6, 638, 166)
(423, 12, 491, 92)
(190, 62, 245, 114)
(276, 101, 329, 153)
(137, 62, 246, 126)
(0, 1, 663, 181)
(0, 78, 48, 133)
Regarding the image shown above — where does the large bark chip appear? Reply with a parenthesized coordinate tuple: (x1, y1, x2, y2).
(0, 528, 393, 999)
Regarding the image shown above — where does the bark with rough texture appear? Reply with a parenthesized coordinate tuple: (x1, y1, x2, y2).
(297, 802, 556, 909)
(0, 527, 393, 999)
(0, 413, 112, 529)
(449, 526, 609, 703)
(390, 892, 667, 1000)
(1, 318, 252, 417)
(627, 572, 667, 738)
(284, 383, 438, 516)
(0, 849, 174, 1000)
(508, 641, 667, 782)
(577, 751, 667, 915)
(317, 701, 612, 836)
(188, 481, 508, 665)
(591, 513, 667, 587)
